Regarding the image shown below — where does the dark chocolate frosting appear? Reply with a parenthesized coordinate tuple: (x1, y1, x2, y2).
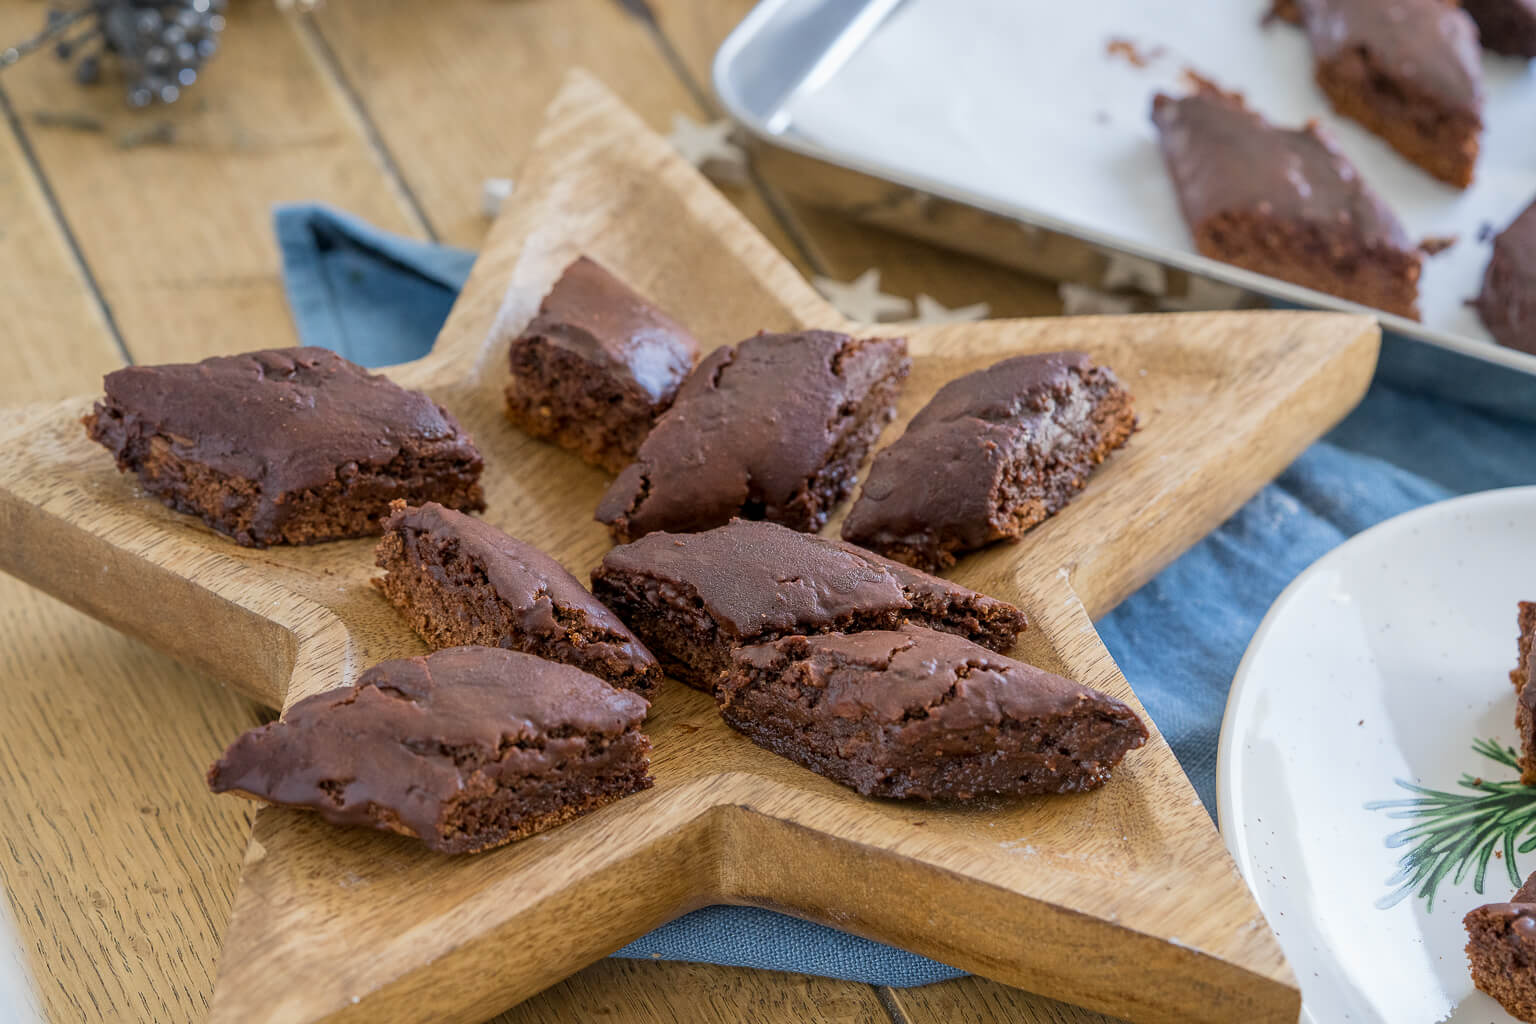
(90, 347, 481, 532)
(1298, 0, 1484, 113)
(380, 502, 657, 675)
(844, 352, 1109, 554)
(596, 518, 908, 638)
(1151, 87, 1412, 250)
(596, 518, 1023, 643)
(519, 256, 699, 405)
(734, 625, 1144, 734)
(207, 647, 648, 850)
(595, 331, 909, 539)
(1476, 198, 1536, 352)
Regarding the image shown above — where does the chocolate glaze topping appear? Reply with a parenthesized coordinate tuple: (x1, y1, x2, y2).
(207, 647, 649, 848)
(597, 519, 910, 638)
(89, 347, 480, 534)
(1297, 0, 1484, 113)
(521, 256, 699, 404)
(1151, 86, 1411, 250)
(734, 625, 1138, 730)
(379, 502, 657, 675)
(595, 330, 909, 539)
(1476, 199, 1536, 351)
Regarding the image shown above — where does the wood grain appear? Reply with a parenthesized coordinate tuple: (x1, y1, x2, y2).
(0, 83, 120, 403)
(0, 34, 271, 1024)
(306, 0, 807, 270)
(0, 71, 1376, 1023)
(890, 977, 1129, 1024)
(490, 960, 893, 1024)
(0, 6, 842, 1023)
(0, 1, 420, 365)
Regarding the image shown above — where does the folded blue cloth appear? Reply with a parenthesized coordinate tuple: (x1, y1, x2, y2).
(275, 202, 1536, 987)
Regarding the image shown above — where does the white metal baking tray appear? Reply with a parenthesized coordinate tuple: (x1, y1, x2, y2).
(715, 0, 1536, 373)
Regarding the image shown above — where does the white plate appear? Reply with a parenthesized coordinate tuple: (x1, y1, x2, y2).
(1219, 487, 1536, 1023)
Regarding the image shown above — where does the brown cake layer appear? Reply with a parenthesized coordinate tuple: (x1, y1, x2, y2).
(1512, 601, 1536, 784)
(207, 646, 652, 854)
(83, 347, 485, 547)
(842, 351, 1135, 571)
(1462, 0, 1536, 56)
(1465, 871, 1536, 1022)
(591, 519, 1027, 691)
(718, 626, 1148, 800)
(1152, 82, 1422, 319)
(595, 330, 910, 542)
(505, 256, 699, 473)
(1476, 198, 1536, 354)
(374, 502, 661, 695)
(1297, 0, 1484, 188)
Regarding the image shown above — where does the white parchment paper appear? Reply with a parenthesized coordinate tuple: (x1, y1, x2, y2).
(780, 0, 1536, 342)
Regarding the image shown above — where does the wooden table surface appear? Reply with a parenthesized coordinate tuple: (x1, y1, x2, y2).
(0, 2, 1125, 1022)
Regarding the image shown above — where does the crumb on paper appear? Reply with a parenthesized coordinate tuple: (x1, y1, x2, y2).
(1419, 235, 1457, 256)
(1105, 37, 1164, 68)
(1262, 0, 1302, 27)
(1478, 222, 1496, 243)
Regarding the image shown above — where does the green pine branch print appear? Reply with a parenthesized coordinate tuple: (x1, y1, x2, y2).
(1367, 739, 1536, 910)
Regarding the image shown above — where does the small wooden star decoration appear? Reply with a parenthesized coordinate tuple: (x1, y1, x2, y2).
(0, 72, 1380, 1024)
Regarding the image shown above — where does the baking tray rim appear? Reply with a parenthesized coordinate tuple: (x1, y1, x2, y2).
(712, 0, 1536, 377)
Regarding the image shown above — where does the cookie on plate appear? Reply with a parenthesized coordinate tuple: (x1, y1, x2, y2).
(595, 330, 910, 542)
(374, 501, 661, 695)
(1475, 198, 1536, 354)
(1461, 0, 1536, 57)
(718, 625, 1148, 800)
(1151, 81, 1422, 319)
(1465, 870, 1536, 1022)
(591, 518, 1026, 691)
(1295, 0, 1484, 188)
(83, 347, 485, 547)
(505, 256, 699, 473)
(842, 351, 1135, 571)
(207, 646, 652, 854)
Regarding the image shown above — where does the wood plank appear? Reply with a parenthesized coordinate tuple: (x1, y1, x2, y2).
(647, 0, 1063, 318)
(889, 977, 1126, 1024)
(0, 4, 408, 1022)
(0, 26, 266, 1024)
(308, 0, 809, 272)
(0, 72, 1376, 1024)
(0, 583, 265, 1024)
(0, 90, 120, 402)
(0, 0, 420, 366)
(492, 960, 892, 1024)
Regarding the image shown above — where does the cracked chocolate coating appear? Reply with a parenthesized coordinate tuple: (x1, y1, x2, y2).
(1151, 86, 1412, 250)
(1476, 198, 1536, 353)
(842, 351, 1130, 565)
(595, 519, 1024, 643)
(595, 330, 909, 540)
(518, 256, 698, 405)
(720, 625, 1149, 799)
(597, 518, 910, 639)
(86, 347, 483, 538)
(733, 626, 1115, 726)
(207, 647, 650, 852)
(1297, 0, 1484, 114)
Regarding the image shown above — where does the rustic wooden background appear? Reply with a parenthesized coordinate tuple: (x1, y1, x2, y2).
(0, 2, 1126, 1022)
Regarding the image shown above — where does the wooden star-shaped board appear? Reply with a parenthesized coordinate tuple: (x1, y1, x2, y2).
(0, 71, 1379, 1024)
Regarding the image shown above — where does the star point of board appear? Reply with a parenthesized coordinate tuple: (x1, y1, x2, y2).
(0, 69, 1382, 1024)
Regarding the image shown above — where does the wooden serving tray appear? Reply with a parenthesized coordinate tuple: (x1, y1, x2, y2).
(0, 70, 1378, 1024)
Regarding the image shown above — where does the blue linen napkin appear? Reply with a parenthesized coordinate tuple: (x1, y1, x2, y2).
(275, 202, 1536, 987)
